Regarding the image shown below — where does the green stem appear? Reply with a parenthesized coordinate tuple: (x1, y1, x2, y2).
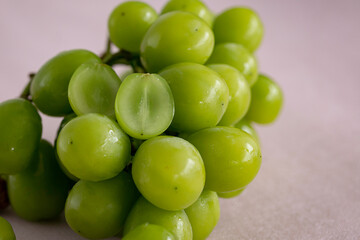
(100, 38, 113, 62)
(20, 73, 35, 101)
(101, 44, 146, 73)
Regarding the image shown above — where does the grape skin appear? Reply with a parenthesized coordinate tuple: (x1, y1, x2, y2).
(0, 99, 42, 175)
(124, 196, 193, 240)
(122, 223, 175, 240)
(8, 140, 70, 221)
(188, 126, 262, 192)
(0, 217, 16, 240)
(141, 11, 214, 73)
(30, 49, 101, 116)
(56, 113, 131, 182)
(132, 136, 205, 211)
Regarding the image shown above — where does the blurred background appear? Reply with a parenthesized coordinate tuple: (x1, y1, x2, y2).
(0, 0, 359, 239)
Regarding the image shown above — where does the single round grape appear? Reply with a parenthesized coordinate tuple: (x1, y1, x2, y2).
(7, 140, 70, 221)
(217, 188, 245, 199)
(208, 64, 251, 126)
(68, 63, 121, 119)
(124, 196, 192, 240)
(159, 63, 229, 132)
(185, 190, 220, 240)
(141, 11, 214, 73)
(108, 1, 158, 53)
(206, 43, 258, 86)
(213, 7, 264, 52)
(161, 0, 213, 26)
(0, 217, 16, 240)
(233, 119, 259, 144)
(56, 113, 131, 182)
(30, 49, 101, 116)
(0, 99, 42, 175)
(115, 73, 174, 139)
(132, 136, 205, 211)
(187, 126, 261, 192)
(65, 172, 139, 239)
(123, 223, 175, 240)
(246, 74, 283, 124)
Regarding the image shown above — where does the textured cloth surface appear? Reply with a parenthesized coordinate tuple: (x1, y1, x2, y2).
(0, 0, 359, 239)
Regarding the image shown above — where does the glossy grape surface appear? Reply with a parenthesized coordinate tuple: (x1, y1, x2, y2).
(234, 119, 259, 143)
(188, 127, 261, 192)
(0, 217, 16, 240)
(159, 63, 229, 132)
(217, 188, 245, 199)
(185, 190, 220, 240)
(124, 196, 192, 240)
(115, 73, 174, 139)
(68, 63, 121, 119)
(141, 11, 214, 73)
(0, 99, 42, 174)
(161, 0, 213, 26)
(246, 74, 283, 124)
(108, 1, 158, 53)
(54, 113, 78, 182)
(56, 113, 131, 182)
(208, 64, 251, 126)
(123, 223, 175, 240)
(207, 43, 258, 86)
(8, 140, 70, 221)
(213, 7, 263, 52)
(65, 172, 139, 239)
(30, 49, 101, 116)
(132, 136, 205, 211)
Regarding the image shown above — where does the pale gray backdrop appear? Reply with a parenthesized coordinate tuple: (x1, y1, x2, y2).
(0, 0, 359, 239)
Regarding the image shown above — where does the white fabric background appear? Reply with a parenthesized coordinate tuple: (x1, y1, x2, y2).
(0, 0, 359, 239)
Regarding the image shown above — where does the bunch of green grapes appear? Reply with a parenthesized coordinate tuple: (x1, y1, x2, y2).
(0, 0, 283, 239)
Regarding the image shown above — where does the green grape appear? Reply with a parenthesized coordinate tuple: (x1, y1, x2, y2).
(30, 49, 101, 116)
(161, 0, 213, 26)
(246, 74, 283, 124)
(68, 63, 121, 119)
(115, 74, 174, 139)
(208, 64, 251, 126)
(217, 188, 245, 199)
(54, 113, 78, 182)
(7, 140, 70, 221)
(233, 119, 259, 144)
(108, 1, 158, 53)
(65, 172, 139, 239)
(123, 223, 175, 240)
(206, 43, 258, 86)
(124, 196, 192, 240)
(132, 136, 205, 211)
(0, 217, 16, 240)
(141, 11, 214, 73)
(185, 190, 220, 240)
(213, 7, 264, 52)
(56, 113, 131, 182)
(187, 126, 261, 192)
(159, 63, 229, 132)
(0, 99, 42, 174)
